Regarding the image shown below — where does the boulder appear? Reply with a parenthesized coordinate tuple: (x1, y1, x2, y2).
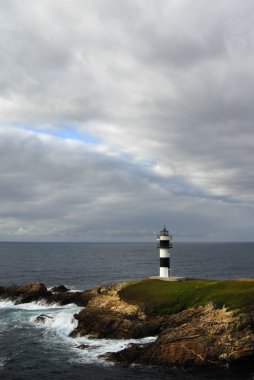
(47, 289, 95, 307)
(51, 285, 69, 293)
(4, 282, 47, 296)
(0, 282, 49, 303)
(76, 344, 100, 350)
(34, 314, 53, 324)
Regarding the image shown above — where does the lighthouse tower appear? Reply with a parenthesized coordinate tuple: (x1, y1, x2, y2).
(157, 226, 172, 277)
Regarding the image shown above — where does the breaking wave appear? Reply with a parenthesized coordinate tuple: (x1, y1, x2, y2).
(0, 299, 76, 311)
(31, 306, 156, 364)
(71, 335, 157, 365)
(1, 297, 156, 366)
(32, 309, 79, 337)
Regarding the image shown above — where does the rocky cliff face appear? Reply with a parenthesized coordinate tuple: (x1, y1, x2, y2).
(69, 282, 254, 367)
(108, 303, 254, 367)
(1, 281, 254, 368)
(70, 282, 169, 339)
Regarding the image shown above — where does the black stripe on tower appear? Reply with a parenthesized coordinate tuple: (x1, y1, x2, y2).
(160, 257, 170, 268)
(159, 240, 170, 248)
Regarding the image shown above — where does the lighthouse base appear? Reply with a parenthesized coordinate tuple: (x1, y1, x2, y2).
(160, 267, 169, 278)
(149, 276, 186, 282)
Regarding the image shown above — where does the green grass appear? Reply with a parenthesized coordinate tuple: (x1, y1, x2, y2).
(118, 279, 254, 316)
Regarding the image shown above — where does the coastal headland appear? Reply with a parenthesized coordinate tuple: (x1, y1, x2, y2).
(1, 278, 254, 368)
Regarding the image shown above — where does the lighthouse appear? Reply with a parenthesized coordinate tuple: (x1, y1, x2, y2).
(157, 226, 172, 277)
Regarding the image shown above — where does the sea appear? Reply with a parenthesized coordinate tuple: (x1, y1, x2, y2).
(0, 242, 254, 380)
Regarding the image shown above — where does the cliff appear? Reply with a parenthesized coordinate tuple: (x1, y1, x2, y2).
(1, 278, 254, 368)
(71, 278, 254, 367)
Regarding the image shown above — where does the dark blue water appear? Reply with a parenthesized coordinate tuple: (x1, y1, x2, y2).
(0, 242, 254, 379)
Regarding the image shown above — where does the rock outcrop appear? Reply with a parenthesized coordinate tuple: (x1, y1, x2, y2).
(51, 285, 69, 293)
(70, 282, 169, 339)
(70, 282, 254, 367)
(107, 303, 254, 367)
(0, 282, 49, 303)
(0, 282, 95, 307)
(34, 314, 53, 323)
(2, 280, 254, 368)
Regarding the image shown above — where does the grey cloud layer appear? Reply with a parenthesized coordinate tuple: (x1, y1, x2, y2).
(0, 128, 252, 241)
(0, 0, 254, 240)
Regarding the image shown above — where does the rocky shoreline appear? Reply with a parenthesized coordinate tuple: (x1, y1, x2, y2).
(1, 280, 254, 368)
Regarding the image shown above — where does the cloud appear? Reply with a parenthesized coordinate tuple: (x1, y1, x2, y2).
(0, 0, 254, 241)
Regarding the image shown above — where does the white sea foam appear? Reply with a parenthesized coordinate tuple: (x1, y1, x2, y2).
(2, 295, 156, 366)
(1, 297, 156, 366)
(32, 307, 157, 365)
(70, 335, 157, 365)
(33, 309, 79, 337)
(0, 300, 16, 309)
(0, 357, 7, 368)
(48, 285, 82, 293)
(0, 299, 76, 311)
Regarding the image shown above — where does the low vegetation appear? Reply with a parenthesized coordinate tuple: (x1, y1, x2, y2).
(118, 278, 254, 316)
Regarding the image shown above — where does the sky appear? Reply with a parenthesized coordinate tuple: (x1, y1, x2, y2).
(0, 0, 254, 242)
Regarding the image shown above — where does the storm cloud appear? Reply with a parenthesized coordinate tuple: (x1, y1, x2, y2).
(0, 0, 254, 241)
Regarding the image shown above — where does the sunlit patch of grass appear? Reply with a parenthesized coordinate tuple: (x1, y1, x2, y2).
(119, 279, 254, 316)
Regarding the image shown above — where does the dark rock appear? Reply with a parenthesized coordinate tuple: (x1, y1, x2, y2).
(77, 344, 90, 350)
(34, 314, 53, 324)
(0, 282, 49, 303)
(51, 285, 69, 293)
(71, 307, 168, 339)
(0, 282, 97, 308)
(76, 344, 100, 350)
(47, 289, 95, 307)
(6, 282, 47, 296)
(105, 343, 150, 364)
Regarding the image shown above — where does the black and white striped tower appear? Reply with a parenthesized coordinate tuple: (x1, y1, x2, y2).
(157, 226, 172, 277)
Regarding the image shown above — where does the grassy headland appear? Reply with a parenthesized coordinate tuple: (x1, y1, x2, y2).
(119, 278, 254, 316)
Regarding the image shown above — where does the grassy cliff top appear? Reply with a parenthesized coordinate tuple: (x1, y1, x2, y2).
(118, 278, 254, 316)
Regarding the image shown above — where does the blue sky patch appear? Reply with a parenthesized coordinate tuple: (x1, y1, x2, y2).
(53, 129, 100, 144)
(13, 123, 100, 144)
